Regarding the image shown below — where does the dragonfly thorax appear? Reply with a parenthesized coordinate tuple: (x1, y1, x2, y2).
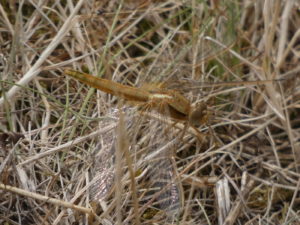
(149, 93, 173, 100)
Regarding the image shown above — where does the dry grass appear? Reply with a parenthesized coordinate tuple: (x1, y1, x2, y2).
(1, 1, 300, 225)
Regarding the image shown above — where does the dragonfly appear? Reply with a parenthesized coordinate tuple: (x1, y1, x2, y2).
(64, 69, 281, 221)
(64, 69, 281, 126)
(64, 69, 209, 127)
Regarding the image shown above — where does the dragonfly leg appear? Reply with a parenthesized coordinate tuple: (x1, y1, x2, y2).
(191, 125, 207, 142)
(177, 121, 188, 142)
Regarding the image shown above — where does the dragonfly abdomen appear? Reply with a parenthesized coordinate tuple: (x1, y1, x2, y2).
(65, 69, 149, 102)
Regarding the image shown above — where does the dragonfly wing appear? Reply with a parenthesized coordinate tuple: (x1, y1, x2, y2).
(89, 108, 132, 202)
(88, 106, 182, 221)
(88, 110, 118, 202)
(141, 117, 182, 221)
(146, 154, 181, 217)
(89, 142, 115, 201)
(88, 107, 136, 202)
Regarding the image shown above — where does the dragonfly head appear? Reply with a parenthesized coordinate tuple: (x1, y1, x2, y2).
(188, 102, 209, 126)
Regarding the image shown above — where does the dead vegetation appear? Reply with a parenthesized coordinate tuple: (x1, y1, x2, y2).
(1, 1, 300, 224)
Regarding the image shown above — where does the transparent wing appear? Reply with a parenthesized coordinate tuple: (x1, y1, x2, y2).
(88, 106, 182, 222)
(89, 141, 115, 201)
(88, 109, 119, 202)
(144, 147, 181, 219)
(138, 110, 182, 221)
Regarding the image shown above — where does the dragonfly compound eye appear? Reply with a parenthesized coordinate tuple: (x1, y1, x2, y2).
(188, 102, 208, 126)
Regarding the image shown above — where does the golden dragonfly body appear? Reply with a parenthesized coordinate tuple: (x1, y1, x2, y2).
(64, 69, 206, 126)
(65, 69, 279, 127)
